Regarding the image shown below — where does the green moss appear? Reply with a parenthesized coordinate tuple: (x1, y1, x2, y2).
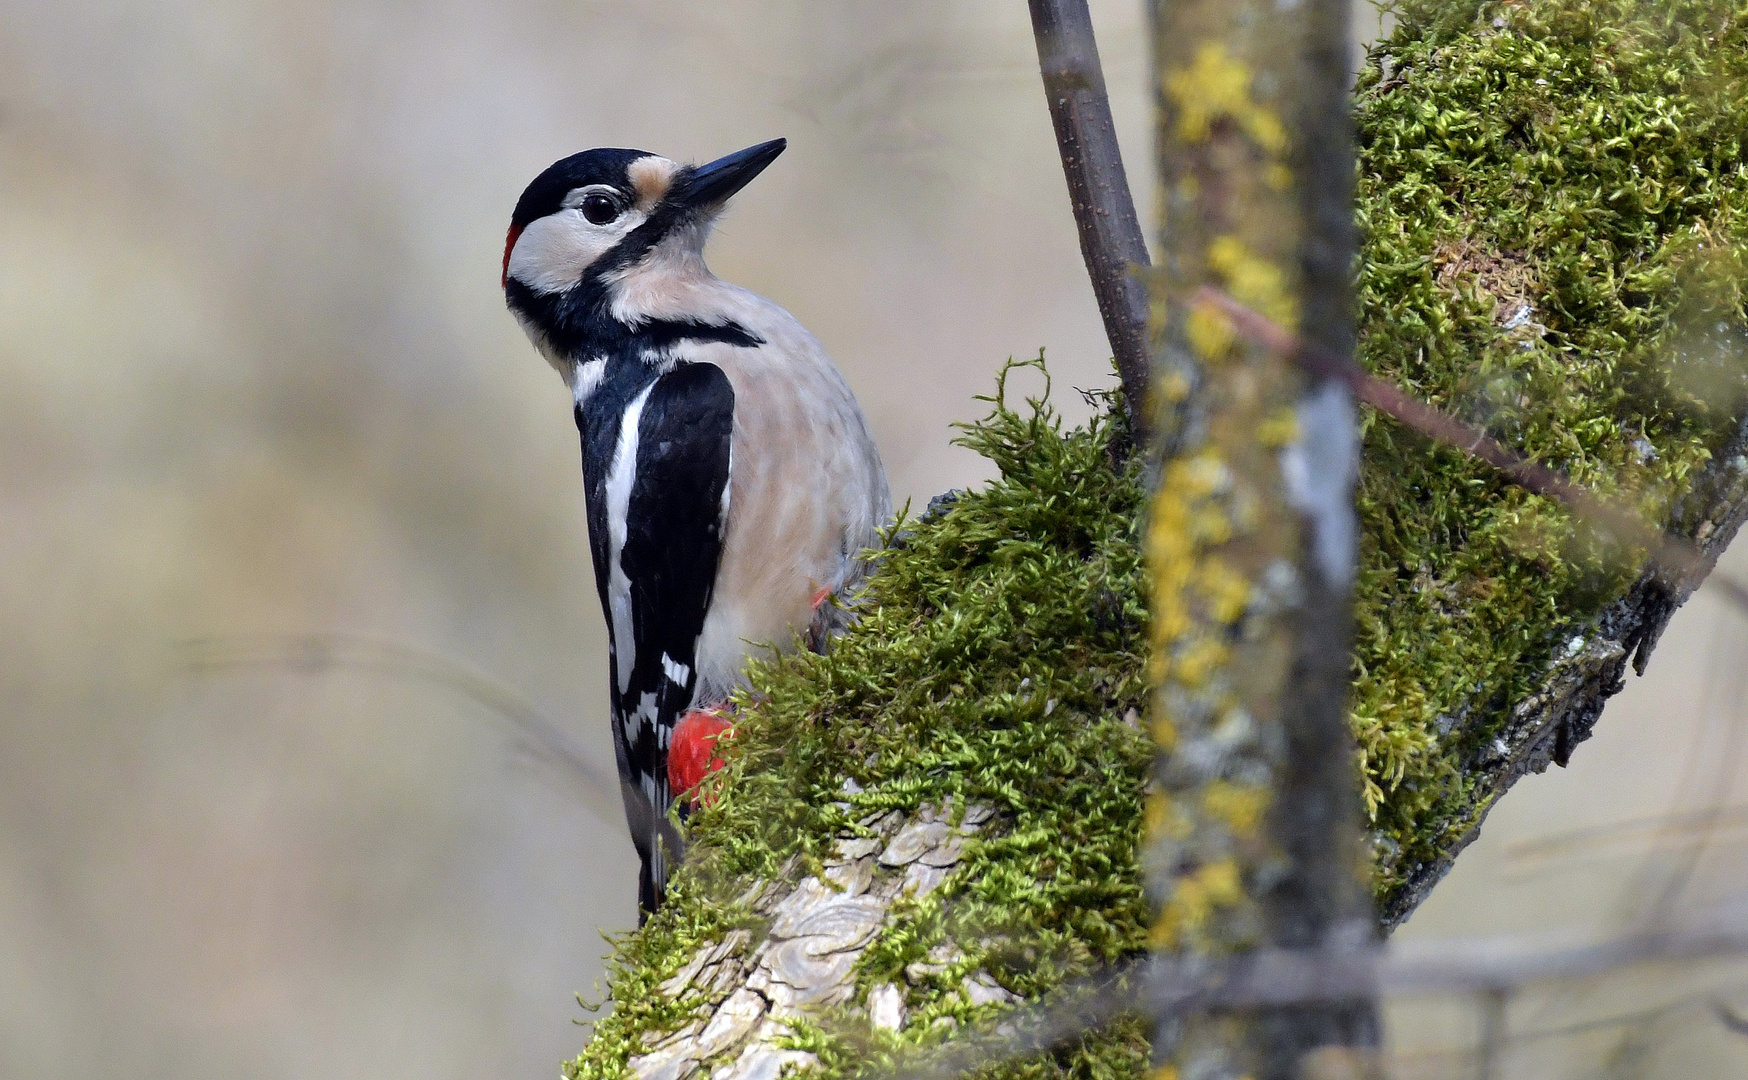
(567, 0, 1748, 1072)
(566, 361, 1156, 1080)
(1351, 0, 1748, 906)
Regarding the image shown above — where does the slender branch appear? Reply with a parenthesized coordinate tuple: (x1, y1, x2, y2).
(1026, 0, 1152, 429)
(1472, 980, 1748, 1046)
(1195, 285, 1748, 619)
(175, 631, 630, 830)
(887, 902, 1748, 1080)
(1133, 912, 1748, 1009)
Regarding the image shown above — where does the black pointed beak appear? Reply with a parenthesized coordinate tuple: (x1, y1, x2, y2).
(680, 138, 786, 209)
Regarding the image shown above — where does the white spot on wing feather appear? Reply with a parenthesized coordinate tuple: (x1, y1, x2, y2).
(662, 653, 691, 686)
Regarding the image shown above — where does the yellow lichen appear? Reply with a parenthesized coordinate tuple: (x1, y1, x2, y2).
(1151, 859, 1246, 948)
(1206, 235, 1299, 331)
(1185, 303, 1238, 362)
(1201, 780, 1271, 838)
(1195, 557, 1252, 626)
(1163, 42, 1289, 153)
(1172, 636, 1233, 689)
(1254, 407, 1300, 449)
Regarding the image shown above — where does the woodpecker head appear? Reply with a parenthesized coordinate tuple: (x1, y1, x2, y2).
(502, 139, 786, 370)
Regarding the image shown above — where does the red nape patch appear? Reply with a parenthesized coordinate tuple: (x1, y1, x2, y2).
(669, 709, 734, 803)
(501, 223, 523, 288)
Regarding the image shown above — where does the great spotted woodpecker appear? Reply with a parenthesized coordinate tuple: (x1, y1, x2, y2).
(503, 139, 891, 919)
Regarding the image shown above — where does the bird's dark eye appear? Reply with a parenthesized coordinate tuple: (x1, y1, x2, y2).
(580, 193, 620, 225)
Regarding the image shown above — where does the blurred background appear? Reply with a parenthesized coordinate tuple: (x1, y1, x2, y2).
(1, 1, 1743, 1078)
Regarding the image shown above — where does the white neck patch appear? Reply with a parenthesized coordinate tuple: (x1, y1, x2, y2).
(574, 357, 608, 405)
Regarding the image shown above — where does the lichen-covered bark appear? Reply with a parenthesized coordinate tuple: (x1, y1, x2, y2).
(1375, 431, 1748, 926)
(563, 1, 1748, 1077)
(1143, 0, 1376, 1073)
(620, 803, 1002, 1080)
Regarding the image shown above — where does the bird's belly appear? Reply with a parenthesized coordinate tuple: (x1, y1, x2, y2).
(689, 351, 887, 703)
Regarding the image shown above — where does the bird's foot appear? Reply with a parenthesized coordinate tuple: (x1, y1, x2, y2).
(806, 583, 838, 655)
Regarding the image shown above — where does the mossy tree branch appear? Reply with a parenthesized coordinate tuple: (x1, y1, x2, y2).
(561, 3, 1748, 1080)
(1349, 0, 1748, 926)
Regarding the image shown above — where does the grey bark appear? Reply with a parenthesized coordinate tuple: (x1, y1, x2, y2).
(621, 802, 1003, 1080)
(1378, 440, 1748, 928)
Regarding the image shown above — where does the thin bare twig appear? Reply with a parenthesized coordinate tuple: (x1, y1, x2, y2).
(1483, 979, 1748, 1045)
(176, 631, 627, 829)
(1155, 916, 1748, 1004)
(1026, 0, 1152, 429)
(886, 902, 1748, 1080)
(1503, 803, 1748, 867)
(1476, 988, 1509, 1080)
(1194, 285, 1748, 619)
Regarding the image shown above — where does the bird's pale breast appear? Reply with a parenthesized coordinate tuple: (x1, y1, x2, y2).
(674, 287, 890, 703)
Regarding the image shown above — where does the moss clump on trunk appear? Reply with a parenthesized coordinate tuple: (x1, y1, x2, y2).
(1351, 0, 1748, 916)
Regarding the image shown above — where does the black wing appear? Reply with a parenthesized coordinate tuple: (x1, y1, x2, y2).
(577, 359, 734, 916)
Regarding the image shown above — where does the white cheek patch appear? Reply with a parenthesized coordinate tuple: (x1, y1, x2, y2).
(507, 209, 647, 294)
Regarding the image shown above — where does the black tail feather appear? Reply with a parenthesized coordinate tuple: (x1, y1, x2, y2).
(621, 777, 683, 924)
(636, 846, 664, 925)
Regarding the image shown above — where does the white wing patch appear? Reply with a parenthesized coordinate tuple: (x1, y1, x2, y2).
(606, 382, 656, 695)
(624, 692, 658, 743)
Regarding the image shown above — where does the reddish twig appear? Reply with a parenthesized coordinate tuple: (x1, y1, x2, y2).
(1193, 286, 1748, 616)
